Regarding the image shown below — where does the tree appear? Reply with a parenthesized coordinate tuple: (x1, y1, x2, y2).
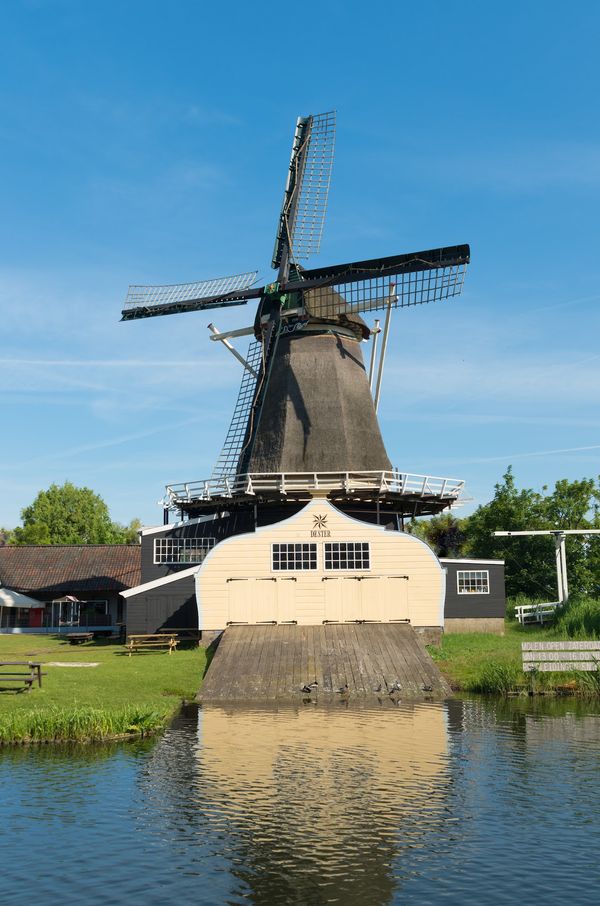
(465, 467, 600, 599)
(407, 513, 467, 558)
(11, 482, 140, 545)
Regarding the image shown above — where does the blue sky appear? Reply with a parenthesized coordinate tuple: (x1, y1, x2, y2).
(1, 0, 600, 529)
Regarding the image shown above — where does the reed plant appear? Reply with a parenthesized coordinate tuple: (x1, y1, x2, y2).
(0, 705, 168, 745)
(466, 661, 522, 695)
(553, 597, 600, 639)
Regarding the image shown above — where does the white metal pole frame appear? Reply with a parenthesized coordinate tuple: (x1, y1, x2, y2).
(207, 324, 259, 378)
(494, 529, 600, 606)
(554, 535, 564, 603)
(369, 319, 381, 391)
(560, 535, 569, 602)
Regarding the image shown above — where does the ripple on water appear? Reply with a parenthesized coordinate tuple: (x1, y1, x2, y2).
(1, 699, 600, 904)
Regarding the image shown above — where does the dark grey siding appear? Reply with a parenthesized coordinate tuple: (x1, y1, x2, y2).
(141, 511, 255, 584)
(125, 576, 197, 635)
(442, 562, 505, 619)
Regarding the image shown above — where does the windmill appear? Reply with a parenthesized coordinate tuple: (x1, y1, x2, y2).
(122, 111, 470, 524)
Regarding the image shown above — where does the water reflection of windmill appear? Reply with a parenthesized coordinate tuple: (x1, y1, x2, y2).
(122, 111, 470, 524)
(141, 703, 454, 906)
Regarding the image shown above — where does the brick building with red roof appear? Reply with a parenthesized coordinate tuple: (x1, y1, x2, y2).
(0, 545, 141, 633)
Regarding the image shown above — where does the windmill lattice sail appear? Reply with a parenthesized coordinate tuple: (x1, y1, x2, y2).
(272, 111, 336, 270)
(122, 271, 258, 320)
(295, 246, 469, 318)
(211, 340, 264, 480)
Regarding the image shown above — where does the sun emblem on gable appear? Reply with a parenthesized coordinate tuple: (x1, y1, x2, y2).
(313, 514, 328, 529)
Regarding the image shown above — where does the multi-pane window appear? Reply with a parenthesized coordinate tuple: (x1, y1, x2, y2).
(154, 537, 216, 565)
(324, 542, 370, 571)
(457, 570, 489, 594)
(272, 543, 317, 571)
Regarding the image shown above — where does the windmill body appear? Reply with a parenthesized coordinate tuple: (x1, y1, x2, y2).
(122, 111, 470, 526)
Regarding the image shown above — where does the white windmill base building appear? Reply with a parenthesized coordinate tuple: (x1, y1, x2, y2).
(122, 497, 506, 643)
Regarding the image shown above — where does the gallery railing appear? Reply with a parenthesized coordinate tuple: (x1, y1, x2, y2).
(164, 470, 465, 509)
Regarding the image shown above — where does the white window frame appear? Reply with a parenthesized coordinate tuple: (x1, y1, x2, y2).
(457, 569, 490, 595)
(154, 537, 216, 565)
(271, 542, 318, 572)
(324, 541, 371, 572)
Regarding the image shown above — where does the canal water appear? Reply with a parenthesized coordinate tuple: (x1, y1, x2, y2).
(2, 698, 600, 904)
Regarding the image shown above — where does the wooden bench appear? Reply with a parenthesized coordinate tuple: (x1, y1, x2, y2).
(125, 634, 178, 656)
(522, 641, 600, 672)
(0, 661, 45, 693)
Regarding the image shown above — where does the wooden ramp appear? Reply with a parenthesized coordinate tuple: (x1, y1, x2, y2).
(200, 623, 451, 702)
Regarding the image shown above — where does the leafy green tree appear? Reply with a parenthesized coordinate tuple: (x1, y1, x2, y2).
(0, 527, 14, 546)
(408, 513, 467, 558)
(112, 518, 142, 544)
(465, 467, 600, 599)
(11, 482, 140, 545)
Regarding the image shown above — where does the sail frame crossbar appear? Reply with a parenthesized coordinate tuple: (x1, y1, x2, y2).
(123, 271, 258, 316)
(164, 470, 465, 509)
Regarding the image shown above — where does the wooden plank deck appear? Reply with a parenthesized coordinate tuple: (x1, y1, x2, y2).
(200, 624, 451, 701)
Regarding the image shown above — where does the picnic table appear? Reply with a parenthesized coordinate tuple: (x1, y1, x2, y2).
(125, 634, 179, 656)
(66, 632, 94, 645)
(157, 627, 201, 644)
(0, 661, 45, 693)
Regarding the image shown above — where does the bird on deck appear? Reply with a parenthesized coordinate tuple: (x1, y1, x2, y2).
(421, 683, 434, 693)
(337, 683, 349, 695)
(389, 680, 402, 694)
(374, 683, 382, 693)
(300, 682, 318, 694)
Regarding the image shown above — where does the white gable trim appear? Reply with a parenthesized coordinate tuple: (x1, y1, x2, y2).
(140, 514, 221, 537)
(121, 565, 199, 598)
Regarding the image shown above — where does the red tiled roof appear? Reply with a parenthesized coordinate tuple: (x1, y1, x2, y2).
(0, 545, 141, 598)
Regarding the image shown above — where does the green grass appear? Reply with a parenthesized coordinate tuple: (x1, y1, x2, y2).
(430, 598, 600, 696)
(0, 635, 208, 744)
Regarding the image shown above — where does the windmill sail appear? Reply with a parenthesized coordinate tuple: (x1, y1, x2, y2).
(211, 340, 264, 479)
(272, 111, 336, 271)
(293, 245, 470, 318)
(121, 271, 260, 321)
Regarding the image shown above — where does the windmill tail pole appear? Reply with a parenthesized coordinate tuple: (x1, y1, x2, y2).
(369, 319, 381, 391)
(374, 290, 395, 412)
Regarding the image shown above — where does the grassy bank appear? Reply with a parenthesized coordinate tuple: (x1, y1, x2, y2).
(430, 598, 600, 696)
(0, 635, 207, 745)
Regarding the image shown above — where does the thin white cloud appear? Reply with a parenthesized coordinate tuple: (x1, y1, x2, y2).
(0, 358, 212, 367)
(455, 444, 600, 466)
(0, 416, 208, 472)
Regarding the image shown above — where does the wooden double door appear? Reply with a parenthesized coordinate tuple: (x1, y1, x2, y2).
(226, 576, 409, 625)
(323, 576, 409, 623)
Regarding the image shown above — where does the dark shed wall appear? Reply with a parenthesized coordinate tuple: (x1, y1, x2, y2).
(125, 576, 197, 635)
(141, 512, 254, 584)
(442, 562, 505, 619)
